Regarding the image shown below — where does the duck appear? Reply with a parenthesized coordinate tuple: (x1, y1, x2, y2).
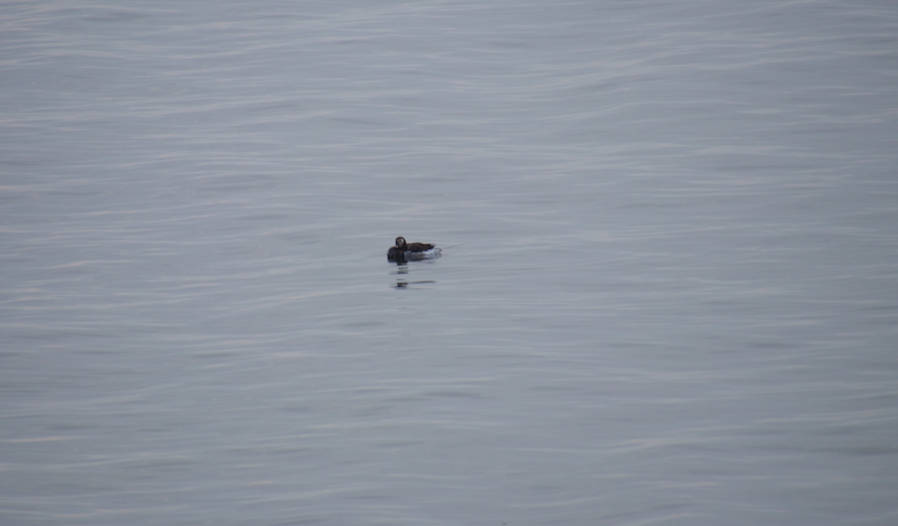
(388, 236, 439, 262)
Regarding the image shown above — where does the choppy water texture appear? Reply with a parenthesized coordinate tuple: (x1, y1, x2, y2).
(2, 1, 898, 525)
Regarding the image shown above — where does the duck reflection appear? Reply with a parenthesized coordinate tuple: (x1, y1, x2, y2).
(391, 264, 435, 289)
(394, 279, 436, 289)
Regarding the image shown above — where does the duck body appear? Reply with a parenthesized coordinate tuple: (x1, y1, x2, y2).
(388, 236, 440, 263)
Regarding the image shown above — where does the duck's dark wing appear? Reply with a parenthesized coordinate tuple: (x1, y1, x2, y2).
(406, 242, 434, 252)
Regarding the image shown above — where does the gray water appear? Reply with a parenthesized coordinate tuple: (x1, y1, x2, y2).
(2, 1, 897, 525)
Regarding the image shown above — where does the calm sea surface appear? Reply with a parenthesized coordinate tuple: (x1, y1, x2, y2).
(2, 1, 897, 525)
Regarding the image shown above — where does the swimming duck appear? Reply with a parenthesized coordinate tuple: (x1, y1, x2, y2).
(388, 236, 438, 262)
